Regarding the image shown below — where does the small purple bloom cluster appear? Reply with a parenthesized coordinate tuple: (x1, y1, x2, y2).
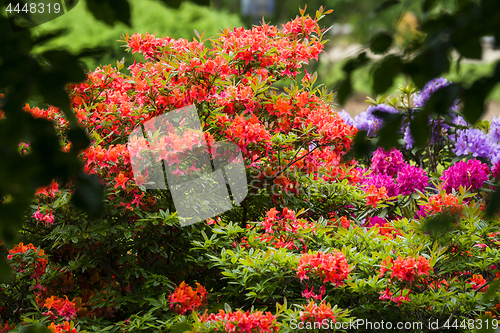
(453, 128, 492, 159)
(413, 77, 453, 108)
(352, 104, 398, 137)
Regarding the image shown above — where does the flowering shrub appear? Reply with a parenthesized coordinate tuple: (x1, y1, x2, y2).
(2, 7, 500, 333)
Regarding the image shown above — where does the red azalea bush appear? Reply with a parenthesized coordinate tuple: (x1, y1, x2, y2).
(2, 7, 500, 333)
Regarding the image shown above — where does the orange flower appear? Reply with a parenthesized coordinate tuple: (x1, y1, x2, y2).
(469, 274, 488, 292)
(114, 172, 130, 190)
(300, 300, 336, 324)
(168, 281, 207, 315)
(365, 185, 388, 208)
(48, 321, 79, 333)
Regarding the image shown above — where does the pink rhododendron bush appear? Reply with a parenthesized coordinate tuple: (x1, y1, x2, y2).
(3, 8, 500, 333)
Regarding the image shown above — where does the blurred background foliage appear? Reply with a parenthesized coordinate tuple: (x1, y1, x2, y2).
(30, 0, 500, 106)
(31, 0, 244, 70)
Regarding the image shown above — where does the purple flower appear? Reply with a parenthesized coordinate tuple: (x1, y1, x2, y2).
(371, 147, 405, 177)
(403, 114, 455, 149)
(413, 77, 452, 108)
(452, 114, 468, 127)
(440, 159, 489, 193)
(368, 104, 399, 115)
(354, 104, 398, 137)
(489, 145, 500, 165)
(354, 111, 379, 137)
(453, 128, 492, 159)
(403, 125, 414, 149)
(362, 172, 397, 197)
(396, 164, 429, 196)
(337, 109, 355, 127)
(488, 116, 500, 143)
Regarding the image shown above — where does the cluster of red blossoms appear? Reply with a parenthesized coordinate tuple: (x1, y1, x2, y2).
(468, 274, 488, 292)
(297, 251, 352, 287)
(47, 321, 79, 333)
(261, 207, 315, 235)
(19, 8, 356, 218)
(379, 255, 432, 305)
(42, 295, 77, 321)
(7, 242, 48, 291)
(380, 255, 432, 283)
(168, 281, 207, 315)
(423, 193, 463, 216)
(200, 309, 279, 333)
(300, 300, 336, 324)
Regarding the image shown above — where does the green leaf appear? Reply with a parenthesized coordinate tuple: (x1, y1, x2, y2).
(70, 172, 105, 217)
(461, 64, 500, 124)
(481, 279, 500, 303)
(169, 322, 192, 333)
(485, 186, 500, 218)
(422, 83, 460, 116)
(335, 77, 352, 106)
(370, 32, 393, 55)
(352, 131, 374, 159)
(374, 0, 400, 13)
(67, 127, 91, 153)
(422, 210, 459, 236)
(455, 38, 482, 60)
(372, 55, 402, 95)
(373, 111, 403, 150)
(86, 0, 131, 26)
(19, 325, 51, 333)
(409, 110, 430, 148)
(422, 0, 438, 12)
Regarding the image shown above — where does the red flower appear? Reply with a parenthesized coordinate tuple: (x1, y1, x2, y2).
(388, 255, 432, 283)
(202, 309, 279, 332)
(300, 300, 336, 324)
(114, 172, 130, 190)
(48, 321, 79, 333)
(297, 251, 352, 286)
(468, 274, 488, 292)
(168, 281, 207, 315)
(43, 295, 77, 321)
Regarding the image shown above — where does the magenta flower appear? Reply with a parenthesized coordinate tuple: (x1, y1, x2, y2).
(363, 172, 397, 197)
(396, 164, 429, 196)
(363, 216, 386, 228)
(371, 147, 405, 177)
(440, 159, 489, 193)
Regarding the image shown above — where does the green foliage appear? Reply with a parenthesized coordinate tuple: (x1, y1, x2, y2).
(31, 0, 243, 70)
(0, 11, 106, 282)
